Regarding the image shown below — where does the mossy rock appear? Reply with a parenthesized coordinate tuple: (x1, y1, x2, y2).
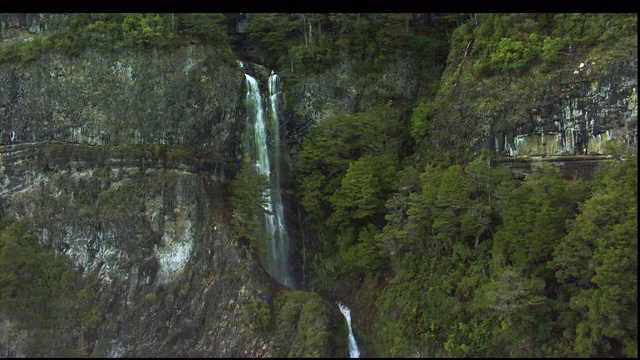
(271, 289, 349, 358)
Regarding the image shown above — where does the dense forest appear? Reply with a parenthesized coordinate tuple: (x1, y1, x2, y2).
(0, 13, 637, 357)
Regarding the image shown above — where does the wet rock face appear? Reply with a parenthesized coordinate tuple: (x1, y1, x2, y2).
(0, 40, 347, 357)
(0, 13, 67, 39)
(0, 46, 246, 160)
(0, 139, 346, 357)
(432, 41, 638, 159)
(495, 60, 638, 157)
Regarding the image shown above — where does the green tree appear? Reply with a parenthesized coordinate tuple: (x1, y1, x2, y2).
(410, 102, 431, 145)
(551, 155, 637, 357)
(328, 154, 398, 229)
(0, 212, 77, 330)
(493, 164, 576, 279)
(295, 107, 405, 226)
(179, 13, 229, 46)
(230, 161, 272, 255)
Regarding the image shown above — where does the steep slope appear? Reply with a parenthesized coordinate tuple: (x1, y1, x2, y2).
(0, 15, 347, 357)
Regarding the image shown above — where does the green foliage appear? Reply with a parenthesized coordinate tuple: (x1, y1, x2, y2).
(247, 13, 303, 70)
(540, 36, 564, 65)
(179, 13, 228, 45)
(343, 150, 636, 357)
(410, 102, 431, 145)
(492, 164, 581, 280)
(551, 155, 637, 357)
(0, 13, 233, 66)
(274, 290, 348, 357)
(0, 35, 52, 66)
(295, 107, 407, 280)
(0, 212, 114, 357)
(242, 297, 271, 334)
(489, 36, 537, 72)
(552, 13, 637, 47)
(143, 292, 157, 303)
(0, 213, 77, 329)
(461, 13, 637, 78)
(167, 146, 188, 162)
(118, 13, 177, 48)
(328, 154, 398, 229)
(295, 107, 406, 226)
(230, 161, 272, 255)
(244, 12, 453, 93)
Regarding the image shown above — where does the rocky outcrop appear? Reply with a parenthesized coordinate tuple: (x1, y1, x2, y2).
(0, 13, 67, 40)
(495, 59, 637, 157)
(431, 36, 638, 159)
(0, 23, 347, 357)
(281, 57, 421, 150)
(0, 146, 347, 356)
(0, 46, 246, 161)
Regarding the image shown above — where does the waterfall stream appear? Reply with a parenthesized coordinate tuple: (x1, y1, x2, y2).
(338, 302, 360, 358)
(244, 73, 293, 288)
(244, 70, 358, 356)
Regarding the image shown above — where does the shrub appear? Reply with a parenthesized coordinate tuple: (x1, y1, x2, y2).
(143, 292, 157, 303)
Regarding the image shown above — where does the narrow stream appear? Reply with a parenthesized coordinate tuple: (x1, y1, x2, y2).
(338, 302, 360, 358)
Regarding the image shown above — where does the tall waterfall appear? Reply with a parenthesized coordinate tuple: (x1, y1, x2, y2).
(338, 302, 360, 358)
(244, 73, 293, 288)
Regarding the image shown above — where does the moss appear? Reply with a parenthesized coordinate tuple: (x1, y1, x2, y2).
(90, 339, 108, 358)
(144, 292, 157, 303)
(167, 146, 188, 162)
(247, 298, 271, 333)
(273, 289, 348, 358)
(179, 283, 191, 296)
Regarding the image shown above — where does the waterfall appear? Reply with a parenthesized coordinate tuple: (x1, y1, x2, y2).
(338, 302, 360, 358)
(244, 73, 293, 288)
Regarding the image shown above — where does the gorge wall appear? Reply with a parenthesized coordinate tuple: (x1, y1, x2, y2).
(430, 35, 637, 178)
(0, 13, 637, 358)
(0, 16, 348, 358)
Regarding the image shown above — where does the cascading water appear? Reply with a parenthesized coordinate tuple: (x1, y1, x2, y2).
(338, 302, 360, 358)
(244, 73, 293, 288)
(245, 71, 360, 355)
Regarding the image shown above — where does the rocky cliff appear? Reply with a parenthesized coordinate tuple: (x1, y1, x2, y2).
(0, 46, 245, 158)
(431, 35, 637, 160)
(281, 57, 422, 151)
(0, 13, 636, 358)
(0, 16, 347, 358)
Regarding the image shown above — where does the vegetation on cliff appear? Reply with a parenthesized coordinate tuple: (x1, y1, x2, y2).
(287, 13, 637, 357)
(0, 12, 636, 358)
(0, 13, 235, 66)
(295, 104, 637, 357)
(0, 212, 110, 356)
(230, 160, 272, 255)
(424, 13, 638, 159)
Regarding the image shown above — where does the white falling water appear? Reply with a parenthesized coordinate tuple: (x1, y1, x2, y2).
(244, 73, 293, 287)
(338, 302, 360, 358)
(266, 71, 293, 287)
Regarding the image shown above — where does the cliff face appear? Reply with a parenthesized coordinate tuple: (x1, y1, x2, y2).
(280, 58, 421, 150)
(0, 13, 67, 39)
(0, 46, 245, 161)
(1, 13, 636, 357)
(280, 38, 637, 164)
(0, 21, 347, 357)
(431, 36, 638, 159)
